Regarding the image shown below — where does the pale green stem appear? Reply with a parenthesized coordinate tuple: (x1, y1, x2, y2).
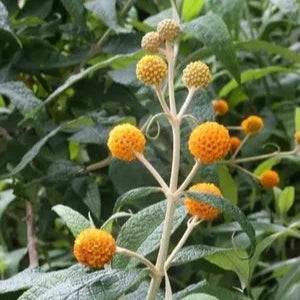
(166, 42, 176, 115)
(155, 86, 172, 118)
(232, 164, 259, 180)
(230, 134, 250, 161)
(177, 88, 196, 119)
(116, 247, 157, 275)
(78, 156, 112, 174)
(227, 126, 243, 131)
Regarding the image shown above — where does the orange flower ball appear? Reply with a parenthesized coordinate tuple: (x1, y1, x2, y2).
(184, 183, 222, 220)
(230, 136, 241, 152)
(260, 170, 280, 188)
(74, 228, 116, 268)
(241, 115, 264, 135)
(107, 124, 146, 161)
(212, 99, 229, 116)
(188, 122, 231, 163)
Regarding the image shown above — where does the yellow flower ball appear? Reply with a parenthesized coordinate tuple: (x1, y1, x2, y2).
(188, 122, 231, 163)
(136, 55, 167, 86)
(184, 183, 222, 220)
(182, 61, 211, 90)
(74, 228, 116, 268)
(230, 136, 241, 152)
(141, 32, 161, 53)
(157, 19, 180, 41)
(107, 123, 146, 161)
(241, 115, 264, 135)
(212, 99, 229, 116)
(295, 131, 300, 145)
(260, 170, 280, 188)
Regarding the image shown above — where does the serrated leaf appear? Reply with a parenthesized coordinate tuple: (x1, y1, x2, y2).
(182, 0, 205, 21)
(276, 186, 295, 215)
(254, 157, 281, 176)
(183, 12, 240, 83)
(0, 81, 42, 115)
(185, 191, 256, 255)
(217, 165, 238, 205)
(113, 186, 163, 212)
(219, 66, 296, 98)
(84, 0, 125, 33)
(52, 204, 90, 237)
(236, 40, 300, 63)
(113, 201, 187, 268)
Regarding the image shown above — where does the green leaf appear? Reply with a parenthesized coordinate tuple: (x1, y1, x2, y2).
(217, 165, 238, 205)
(113, 201, 187, 268)
(113, 186, 163, 212)
(84, 0, 125, 32)
(0, 81, 42, 116)
(182, 293, 219, 300)
(276, 186, 295, 215)
(254, 157, 281, 176)
(52, 204, 90, 237)
(173, 280, 250, 300)
(236, 40, 300, 63)
(0, 267, 43, 294)
(0, 190, 15, 222)
(185, 191, 256, 255)
(144, 8, 172, 27)
(219, 66, 297, 98)
(60, 0, 85, 26)
(295, 107, 300, 131)
(183, 12, 240, 83)
(182, 0, 205, 21)
(83, 180, 101, 221)
(270, 0, 299, 15)
(0, 2, 21, 48)
(1, 127, 60, 179)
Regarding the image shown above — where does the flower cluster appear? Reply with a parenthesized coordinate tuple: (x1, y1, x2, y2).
(74, 228, 116, 268)
(260, 170, 280, 188)
(212, 99, 229, 116)
(241, 115, 264, 135)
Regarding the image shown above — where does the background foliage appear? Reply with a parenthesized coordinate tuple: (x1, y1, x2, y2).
(0, 0, 299, 299)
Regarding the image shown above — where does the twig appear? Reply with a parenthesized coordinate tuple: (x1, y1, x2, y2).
(25, 201, 38, 267)
(230, 133, 250, 161)
(78, 156, 112, 174)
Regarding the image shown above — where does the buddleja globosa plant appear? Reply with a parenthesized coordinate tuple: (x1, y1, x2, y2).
(1, 5, 300, 300)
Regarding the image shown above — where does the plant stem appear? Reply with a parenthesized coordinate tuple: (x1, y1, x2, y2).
(78, 156, 112, 174)
(166, 42, 176, 115)
(155, 87, 172, 117)
(25, 201, 38, 267)
(116, 247, 157, 275)
(177, 88, 196, 119)
(230, 134, 250, 161)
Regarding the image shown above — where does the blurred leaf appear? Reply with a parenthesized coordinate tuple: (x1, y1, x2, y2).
(143, 8, 172, 27)
(182, 0, 205, 21)
(113, 186, 163, 212)
(0, 190, 15, 221)
(84, 0, 125, 32)
(254, 157, 281, 176)
(295, 107, 300, 131)
(52, 204, 90, 237)
(182, 293, 219, 300)
(276, 186, 295, 216)
(185, 191, 256, 255)
(183, 12, 240, 83)
(60, 0, 85, 26)
(270, 0, 299, 15)
(217, 165, 238, 205)
(219, 66, 296, 98)
(83, 180, 101, 221)
(113, 201, 187, 268)
(0, 81, 42, 116)
(236, 40, 300, 63)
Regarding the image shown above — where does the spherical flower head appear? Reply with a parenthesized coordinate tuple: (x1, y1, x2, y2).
(230, 136, 241, 152)
(260, 170, 280, 188)
(136, 55, 167, 86)
(188, 122, 231, 164)
(141, 32, 161, 53)
(184, 183, 222, 220)
(212, 99, 229, 116)
(74, 228, 116, 268)
(157, 19, 180, 41)
(107, 123, 146, 161)
(241, 115, 264, 135)
(182, 61, 211, 90)
(295, 131, 300, 145)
